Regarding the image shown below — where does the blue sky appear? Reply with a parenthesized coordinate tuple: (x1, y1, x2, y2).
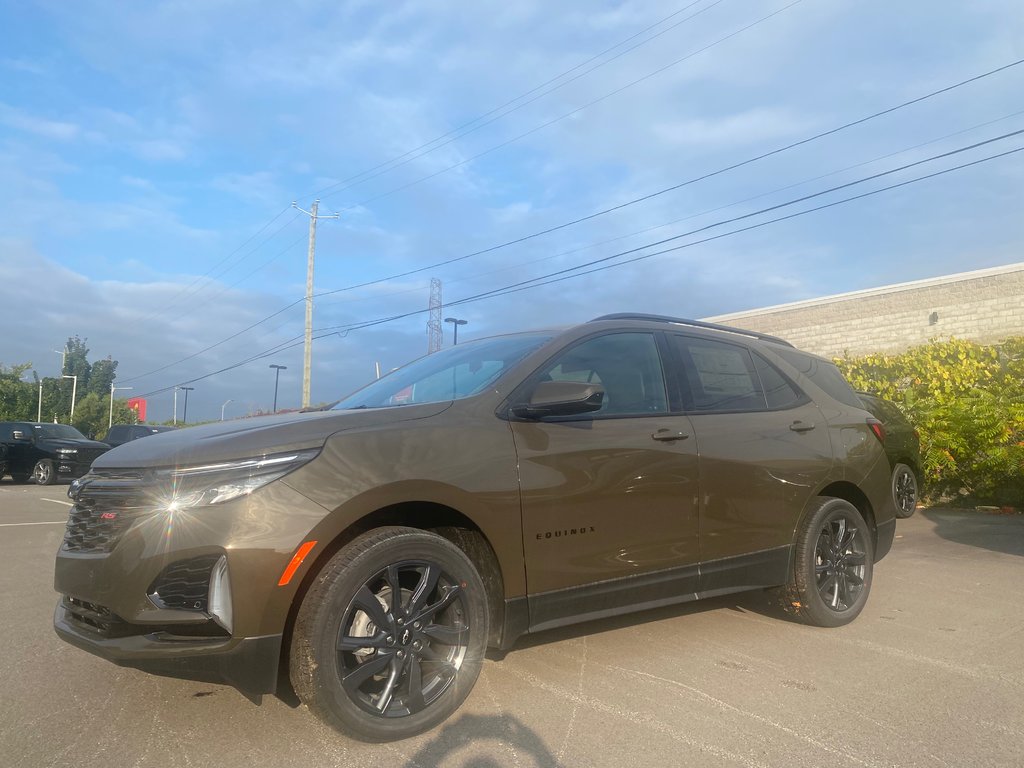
(1, 0, 1023, 422)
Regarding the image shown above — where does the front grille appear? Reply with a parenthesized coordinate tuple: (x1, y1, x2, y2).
(149, 555, 221, 611)
(63, 471, 151, 554)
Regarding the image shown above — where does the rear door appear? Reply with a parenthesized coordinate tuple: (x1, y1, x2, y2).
(668, 335, 834, 590)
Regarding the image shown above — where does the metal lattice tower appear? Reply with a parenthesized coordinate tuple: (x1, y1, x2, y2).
(427, 278, 443, 354)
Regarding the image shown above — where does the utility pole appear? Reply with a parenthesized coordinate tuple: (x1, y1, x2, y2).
(37, 381, 43, 422)
(181, 386, 195, 423)
(427, 279, 443, 354)
(292, 199, 339, 408)
(173, 387, 179, 426)
(62, 374, 78, 422)
(269, 364, 287, 413)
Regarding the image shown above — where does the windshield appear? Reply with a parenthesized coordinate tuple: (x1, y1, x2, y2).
(334, 333, 554, 409)
(33, 424, 88, 440)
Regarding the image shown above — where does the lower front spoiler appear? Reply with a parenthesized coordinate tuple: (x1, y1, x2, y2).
(54, 603, 282, 699)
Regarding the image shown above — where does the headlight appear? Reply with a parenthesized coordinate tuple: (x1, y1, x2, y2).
(154, 448, 320, 510)
(57, 448, 78, 455)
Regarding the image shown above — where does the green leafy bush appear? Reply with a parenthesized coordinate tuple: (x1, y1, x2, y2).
(837, 338, 1024, 507)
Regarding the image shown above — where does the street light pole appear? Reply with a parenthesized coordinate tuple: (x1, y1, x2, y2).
(173, 387, 179, 426)
(61, 374, 78, 422)
(444, 317, 468, 345)
(109, 385, 133, 429)
(269, 364, 287, 413)
(180, 386, 195, 423)
(37, 381, 43, 422)
(221, 399, 233, 421)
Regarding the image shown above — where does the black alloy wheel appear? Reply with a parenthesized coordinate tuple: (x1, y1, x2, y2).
(32, 459, 56, 486)
(813, 516, 868, 612)
(892, 463, 918, 518)
(337, 560, 470, 718)
(290, 527, 488, 741)
(789, 497, 874, 627)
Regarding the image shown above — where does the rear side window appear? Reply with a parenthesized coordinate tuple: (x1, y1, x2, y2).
(752, 353, 808, 409)
(774, 348, 862, 408)
(674, 336, 766, 412)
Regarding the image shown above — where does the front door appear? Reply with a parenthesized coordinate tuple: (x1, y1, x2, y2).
(508, 332, 700, 631)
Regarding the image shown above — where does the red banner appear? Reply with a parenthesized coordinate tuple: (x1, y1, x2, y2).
(126, 397, 147, 422)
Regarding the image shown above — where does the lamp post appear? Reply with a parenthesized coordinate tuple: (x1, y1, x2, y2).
(37, 381, 43, 422)
(109, 384, 133, 429)
(221, 399, 233, 421)
(180, 386, 195, 423)
(269, 364, 287, 413)
(444, 317, 468, 346)
(61, 374, 78, 422)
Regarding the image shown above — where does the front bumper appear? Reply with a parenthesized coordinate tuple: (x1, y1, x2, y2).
(53, 477, 331, 695)
(54, 601, 282, 695)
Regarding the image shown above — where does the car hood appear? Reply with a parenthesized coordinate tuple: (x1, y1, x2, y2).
(43, 438, 111, 453)
(93, 402, 452, 469)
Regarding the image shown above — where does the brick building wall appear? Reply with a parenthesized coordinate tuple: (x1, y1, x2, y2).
(704, 262, 1024, 358)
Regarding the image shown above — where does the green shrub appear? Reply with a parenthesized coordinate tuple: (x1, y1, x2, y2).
(836, 338, 1024, 507)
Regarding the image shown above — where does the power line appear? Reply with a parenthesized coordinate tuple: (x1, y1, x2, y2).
(133, 141, 1023, 398)
(309, 0, 725, 199)
(321, 0, 802, 209)
(121, 56, 1024, 387)
(309, 56, 1024, 302)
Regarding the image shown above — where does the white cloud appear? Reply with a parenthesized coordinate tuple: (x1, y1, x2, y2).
(0, 103, 80, 141)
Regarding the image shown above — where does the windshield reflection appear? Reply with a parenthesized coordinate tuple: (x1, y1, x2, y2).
(334, 333, 553, 410)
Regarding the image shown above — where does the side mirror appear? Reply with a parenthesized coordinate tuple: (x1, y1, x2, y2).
(11, 430, 30, 441)
(511, 381, 605, 420)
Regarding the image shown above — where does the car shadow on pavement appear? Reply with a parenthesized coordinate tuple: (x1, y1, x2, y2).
(402, 713, 561, 768)
(921, 507, 1024, 558)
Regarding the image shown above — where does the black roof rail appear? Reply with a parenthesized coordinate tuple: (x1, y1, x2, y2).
(589, 313, 795, 348)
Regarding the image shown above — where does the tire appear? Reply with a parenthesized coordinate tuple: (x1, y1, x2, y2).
(789, 497, 873, 628)
(32, 460, 56, 486)
(892, 463, 918, 519)
(289, 526, 489, 742)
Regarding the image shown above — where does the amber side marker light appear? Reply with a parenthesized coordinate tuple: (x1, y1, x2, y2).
(278, 540, 318, 586)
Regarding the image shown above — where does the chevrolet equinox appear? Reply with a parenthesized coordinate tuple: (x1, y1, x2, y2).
(54, 314, 896, 741)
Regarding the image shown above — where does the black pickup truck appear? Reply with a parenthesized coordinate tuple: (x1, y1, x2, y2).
(0, 422, 110, 485)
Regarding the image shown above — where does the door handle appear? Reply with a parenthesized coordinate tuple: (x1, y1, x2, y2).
(789, 420, 815, 432)
(652, 429, 689, 442)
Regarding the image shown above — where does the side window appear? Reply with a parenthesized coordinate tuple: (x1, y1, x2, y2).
(536, 333, 668, 416)
(673, 336, 767, 412)
(752, 353, 808, 410)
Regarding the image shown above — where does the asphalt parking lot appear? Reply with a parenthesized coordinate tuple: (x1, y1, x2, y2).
(2, 480, 1022, 768)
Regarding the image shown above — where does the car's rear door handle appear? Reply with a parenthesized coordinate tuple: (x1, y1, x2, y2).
(790, 420, 815, 432)
(652, 429, 689, 442)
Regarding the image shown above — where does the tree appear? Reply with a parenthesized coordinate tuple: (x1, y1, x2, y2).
(88, 357, 118, 398)
(0, 363, 37, 421)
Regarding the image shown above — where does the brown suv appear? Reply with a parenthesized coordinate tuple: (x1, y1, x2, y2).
(54, 314, 895, 741)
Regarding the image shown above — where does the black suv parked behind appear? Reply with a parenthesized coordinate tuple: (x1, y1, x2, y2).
(857, 393, 923, 518)
(0, 422, 110, 485)
(104, 424, 176, 449)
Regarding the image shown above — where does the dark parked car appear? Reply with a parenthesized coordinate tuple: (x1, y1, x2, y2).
(104, 424, 176, 448)
(54, 314, 896, 741)
(0, 442, 8, 479)
(857, 392, 922, 518)
(0, 421, 110, 485)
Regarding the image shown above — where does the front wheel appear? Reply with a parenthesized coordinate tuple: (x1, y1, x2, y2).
(789, 497, 873, 627)
(892, 463, 918, 518)
(289, 527, 489, 742)
(32, 460, 56, 486)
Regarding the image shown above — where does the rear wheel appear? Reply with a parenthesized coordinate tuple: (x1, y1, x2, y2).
(289, 527, 488, 742)
(789, 497, 873, 627)
(892, 463, 918, 518)
(32, 460, 56, 486)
